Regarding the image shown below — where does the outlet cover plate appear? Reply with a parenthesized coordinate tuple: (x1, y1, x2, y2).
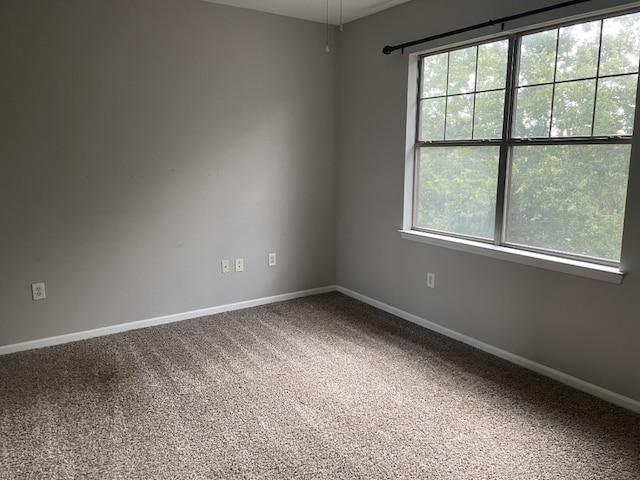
(221, 260, 230, 274)
(427, 272, 435, 288)
(32, 282, 46, 300)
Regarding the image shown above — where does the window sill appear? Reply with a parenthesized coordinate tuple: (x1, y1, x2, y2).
(399, 230, 624, 284)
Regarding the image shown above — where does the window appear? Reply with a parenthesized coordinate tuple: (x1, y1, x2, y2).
(411, 10, 640, 273)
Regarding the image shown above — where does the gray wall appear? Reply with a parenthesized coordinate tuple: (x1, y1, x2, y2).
(336, 0, 640, 403)
(0, 0, 336, 345)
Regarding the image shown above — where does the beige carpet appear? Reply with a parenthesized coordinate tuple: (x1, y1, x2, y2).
(1, 292, 639, 479)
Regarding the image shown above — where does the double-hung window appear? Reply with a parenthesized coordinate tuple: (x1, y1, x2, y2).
(409, 10, 640, 279)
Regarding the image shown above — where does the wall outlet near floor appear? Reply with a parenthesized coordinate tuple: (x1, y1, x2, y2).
(221, 260, 230, 274)
(268, 252, 277, 267)
(235, 258, 244, 272)
(427, 272, 435, 289)
(32, 282, 46, 300)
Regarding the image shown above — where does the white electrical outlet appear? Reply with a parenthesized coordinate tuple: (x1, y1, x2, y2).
(427, 272, 435, 289)
(221, 260, 230, 274)
(32, 282, 46, 300)
(268, 252, 277, 267)
(235, 258, 244, 272)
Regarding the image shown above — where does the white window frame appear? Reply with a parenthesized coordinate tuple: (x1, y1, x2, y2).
(401, 7, 640, 284)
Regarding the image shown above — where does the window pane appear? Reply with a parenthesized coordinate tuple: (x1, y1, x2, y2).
(422, 52, 449, 97)
(514, 85, 553, 137)
(594, 75, 638, 136)
(448, 47, 477, 95)
(556, 21, 600, 82)
(416, 146, 499, 239)
(519, 30, 557, 86)
(420, 97, 446, 141)
(477, 40, 508, 91)
(474, 90, 505, 139)
(445, 94, 474, 140)
(551, 79, 596, 137)
(413, 14, 636, 267)
(506, 145, 630, 261)
(600, 12, 640, 76)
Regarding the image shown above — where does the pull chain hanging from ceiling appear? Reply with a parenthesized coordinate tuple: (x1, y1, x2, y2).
(325, 0, 344, 52)
(325, 0, 330, 52)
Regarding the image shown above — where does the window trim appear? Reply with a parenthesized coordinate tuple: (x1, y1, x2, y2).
(402, 6, 639, 283)
(399, 229, 624, 283)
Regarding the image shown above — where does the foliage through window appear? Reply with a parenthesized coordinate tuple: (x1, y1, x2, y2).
(414, 10, 640, 265)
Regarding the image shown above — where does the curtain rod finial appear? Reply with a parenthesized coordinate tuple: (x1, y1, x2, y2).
(382, 45, 393, 55)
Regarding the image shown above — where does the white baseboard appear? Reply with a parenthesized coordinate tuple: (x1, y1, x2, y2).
(4, 284, 638, 414)
(336, 286, 640, 415)
(0, 286, 336, 356)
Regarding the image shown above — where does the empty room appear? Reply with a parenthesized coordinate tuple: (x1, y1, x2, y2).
(1, 0, 640, 478)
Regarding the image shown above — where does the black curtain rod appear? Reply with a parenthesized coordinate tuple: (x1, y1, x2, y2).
(382, 0, 593, 54)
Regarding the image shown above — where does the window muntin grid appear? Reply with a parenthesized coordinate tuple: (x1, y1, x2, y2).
(413, 10, 640, 265)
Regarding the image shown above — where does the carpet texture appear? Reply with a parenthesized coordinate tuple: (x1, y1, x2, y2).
(1, 292, 639, 479)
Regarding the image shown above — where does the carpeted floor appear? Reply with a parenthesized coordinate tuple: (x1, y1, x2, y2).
(1, 292, 639, 479)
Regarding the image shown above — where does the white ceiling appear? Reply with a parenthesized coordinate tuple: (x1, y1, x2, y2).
(202, 0, 412, 25)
